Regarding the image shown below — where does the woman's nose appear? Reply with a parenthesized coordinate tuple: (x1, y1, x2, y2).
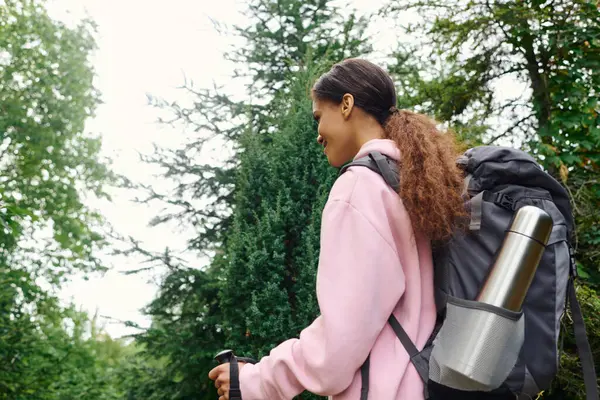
(317, 135, 324, 145)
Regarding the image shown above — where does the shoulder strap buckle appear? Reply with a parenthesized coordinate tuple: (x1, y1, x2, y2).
(494, 193, 516, 210)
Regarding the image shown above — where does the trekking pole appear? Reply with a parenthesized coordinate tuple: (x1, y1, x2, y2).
(215, 349, 235, 364)
(214, 350, 242, 400)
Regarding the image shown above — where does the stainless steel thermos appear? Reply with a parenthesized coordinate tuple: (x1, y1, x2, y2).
(428, 205, 554, 392)
(477, 205, 554, 311)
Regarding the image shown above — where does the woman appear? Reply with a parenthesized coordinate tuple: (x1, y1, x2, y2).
(209, 58, 465, 399)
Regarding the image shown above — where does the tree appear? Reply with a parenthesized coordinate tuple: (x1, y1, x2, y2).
(1, 0, 112, 282)
(121, 265, 227, 400)
(141, 0, 371, 255)
(385, 0, 600, 397)
(0, 272, 131, 400)
(220, 66, 337, 365)
(1, 1, 123, 398)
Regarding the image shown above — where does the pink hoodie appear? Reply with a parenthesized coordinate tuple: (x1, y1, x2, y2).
(239, 139, 436, 399)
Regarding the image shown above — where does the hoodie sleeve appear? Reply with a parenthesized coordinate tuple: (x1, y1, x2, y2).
(238, 177, 406, 399)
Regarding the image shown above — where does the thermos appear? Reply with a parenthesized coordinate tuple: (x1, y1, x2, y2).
(477, 205, 554, 311)
(428, 205, 554, 392)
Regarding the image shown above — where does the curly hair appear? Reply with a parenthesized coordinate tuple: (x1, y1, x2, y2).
(313, 59, 466, 241)
(383, 109, 466, 240)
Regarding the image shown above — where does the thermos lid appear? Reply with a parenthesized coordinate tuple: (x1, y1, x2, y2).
(508, 205, 553, 245)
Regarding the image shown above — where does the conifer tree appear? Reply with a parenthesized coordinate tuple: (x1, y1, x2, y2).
(220, 65, 337, 399)
(221, 65, 334, 343)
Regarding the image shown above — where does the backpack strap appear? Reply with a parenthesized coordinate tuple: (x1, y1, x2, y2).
(359, 317, 430, 400)
(343, 151, 400, 400)
(388, 315, 430, 384)
(360, 354, 370, 400)
(339, 151, 400, 192)
(469, 190, 517, 231)
(566, 249, 598, 400)
(567, 280, 598, 400)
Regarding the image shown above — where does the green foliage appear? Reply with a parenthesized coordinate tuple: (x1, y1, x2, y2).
(229, 0, 372, 99)
(567, 167, 600, 286)
(122, 265, 226, 400)
(0, 1, 125, 399)
(0, 0, 112, 283)
(0, 275, 131, 400)
(220, 62, 336, 400)
(141, 0, 371, 255)
(114, 349, 178, 400)
(388, 0, 600, 160)
(548, 284, 600, 399)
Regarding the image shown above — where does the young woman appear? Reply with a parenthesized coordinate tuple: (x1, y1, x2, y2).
(209, 58, 465, 400)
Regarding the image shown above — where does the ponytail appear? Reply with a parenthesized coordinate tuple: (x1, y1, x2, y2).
(384, 110, 466, 241)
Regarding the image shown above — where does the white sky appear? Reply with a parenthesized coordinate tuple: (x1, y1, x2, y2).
(45, 0, 399, 339)
(46, 0, 248, 338)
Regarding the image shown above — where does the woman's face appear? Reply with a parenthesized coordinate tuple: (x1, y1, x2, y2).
(312, 96, 358, 168)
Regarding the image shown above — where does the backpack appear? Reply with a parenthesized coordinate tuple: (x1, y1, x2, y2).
(340, 146, 598, 400)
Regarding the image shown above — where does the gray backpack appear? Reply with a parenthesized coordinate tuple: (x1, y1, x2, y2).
(340, 146, 597, 400)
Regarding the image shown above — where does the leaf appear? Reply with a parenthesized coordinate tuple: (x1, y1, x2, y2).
(577, 264, 591, 279)
(580, 140, 595, 150)
(560, 153, 582, 166)
(559, 163, 569, 183)
(1, 0, 112, 281)
(590, 125, 600, 140)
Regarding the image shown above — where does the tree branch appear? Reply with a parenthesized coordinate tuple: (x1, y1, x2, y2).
(487, 65, 527, 81)
(485, 113, 535, 145)
(485, 0, 527, 59)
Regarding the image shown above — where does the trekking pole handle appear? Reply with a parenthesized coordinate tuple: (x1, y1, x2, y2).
(214, 349, 235, 364)
(214, 349, 242, 400)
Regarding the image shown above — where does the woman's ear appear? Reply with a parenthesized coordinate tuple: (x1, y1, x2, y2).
(341, 93, 354, 120)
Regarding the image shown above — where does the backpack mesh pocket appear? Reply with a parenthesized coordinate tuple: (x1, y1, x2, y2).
(429, 296, 524, 392)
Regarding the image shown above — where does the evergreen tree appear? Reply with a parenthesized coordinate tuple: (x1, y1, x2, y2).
(140, 0, 371, 255)
(220, 64, 337, 399)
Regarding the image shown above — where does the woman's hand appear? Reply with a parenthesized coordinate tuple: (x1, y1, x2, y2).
(208, 362, 247, 400)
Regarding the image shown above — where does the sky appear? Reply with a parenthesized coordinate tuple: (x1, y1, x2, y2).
(47, 0, 249, 338)
(45, 0, 398, 339)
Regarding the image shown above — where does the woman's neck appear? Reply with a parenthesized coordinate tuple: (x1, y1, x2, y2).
(355, 121, 386, 149)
